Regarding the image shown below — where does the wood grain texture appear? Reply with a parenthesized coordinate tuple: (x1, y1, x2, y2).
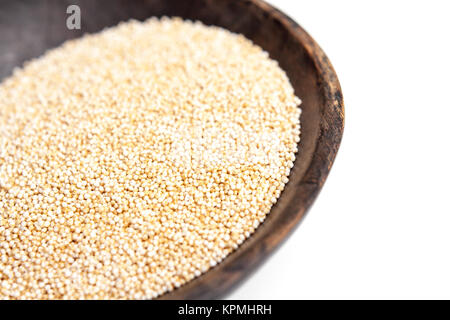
(0, 0, 344, 299)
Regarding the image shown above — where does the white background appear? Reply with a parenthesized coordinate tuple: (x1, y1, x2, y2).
(229, 0, 450, 299)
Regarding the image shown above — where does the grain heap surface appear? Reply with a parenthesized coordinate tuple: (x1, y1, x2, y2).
(0, 18, 301, 299)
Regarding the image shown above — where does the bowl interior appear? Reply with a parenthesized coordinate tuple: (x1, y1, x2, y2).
(0, 0, 342, 299)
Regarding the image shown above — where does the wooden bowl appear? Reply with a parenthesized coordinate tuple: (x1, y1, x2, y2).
(0, 0, 344, 299)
